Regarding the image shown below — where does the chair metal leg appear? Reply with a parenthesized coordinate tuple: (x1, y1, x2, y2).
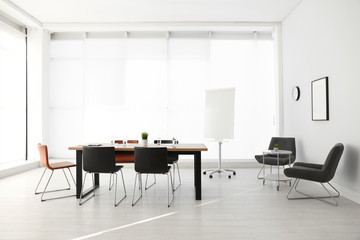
(67, 168, 76, 185)
(167, 171, 174, 207)
(172, 162, 181, 191)
(132, 173, 143, 206)
(40, 170, 54, 201)
(109, 174, 115, 190)
(62, 168, 71, 187)
(287, 178, 340, 206)
(133, 172, 174, 207)
(114, 171, 126, 207)
(35, 169, 71, 195)
(35, 168, 76, 201)
(145, 174, 156, 190)
(35, 168, 47, 194)
(79, 172, 95, 205)
(120, 170, 127, 197)
(256, 165, 265, 179)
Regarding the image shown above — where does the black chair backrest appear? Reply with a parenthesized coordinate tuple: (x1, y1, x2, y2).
(269, 137, 296, 158)
(134, 147, 168, 174)
(322, 143, 344, 182)
(83, 146, 116, 173)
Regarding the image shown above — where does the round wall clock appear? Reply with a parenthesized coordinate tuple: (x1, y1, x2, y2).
(292, 86, 300, 101)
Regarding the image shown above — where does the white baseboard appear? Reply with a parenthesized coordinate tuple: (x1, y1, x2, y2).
(332, 182, 360, 205)
(0, 160, 40, 179)
(178, 161, 260, 169)
(121, 161, 259, 169)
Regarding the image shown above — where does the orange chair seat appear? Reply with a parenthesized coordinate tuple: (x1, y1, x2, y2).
(49, 161, 76, 170)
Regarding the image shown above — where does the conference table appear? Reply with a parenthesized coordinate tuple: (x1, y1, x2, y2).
(68, 143, 208, 200)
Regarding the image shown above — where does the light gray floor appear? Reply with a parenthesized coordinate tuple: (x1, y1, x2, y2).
(0, 165, 360, 240)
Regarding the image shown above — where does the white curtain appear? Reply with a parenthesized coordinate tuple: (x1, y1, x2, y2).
(48, 32, 276, 160)
(0, 28, 26, 164)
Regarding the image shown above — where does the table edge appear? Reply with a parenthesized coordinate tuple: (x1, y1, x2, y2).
(68, 145, 208, 152)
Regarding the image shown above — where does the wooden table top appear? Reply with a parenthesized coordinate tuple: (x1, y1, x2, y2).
(69, 143, 208, 152)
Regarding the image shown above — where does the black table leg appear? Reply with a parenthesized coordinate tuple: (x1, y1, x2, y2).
(76, 150, 82, 198)
(94, 173, 99, 186)
(194, 152, 202, 200)
(75, 150, 100, 199)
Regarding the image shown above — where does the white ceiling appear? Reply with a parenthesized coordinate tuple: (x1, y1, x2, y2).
(1, 0, 303, 31)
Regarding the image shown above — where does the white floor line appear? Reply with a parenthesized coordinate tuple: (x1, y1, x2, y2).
(71, 211, 177, 240)
(73, 187, 262, 239)
(195, 186, 262, 207)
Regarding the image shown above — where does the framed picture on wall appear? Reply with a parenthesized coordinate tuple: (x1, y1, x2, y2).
(311, 77, 329, 121)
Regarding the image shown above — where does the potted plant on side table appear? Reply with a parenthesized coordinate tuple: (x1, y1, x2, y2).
(273, 143, 279, 152)
(142, 132, 148, 146)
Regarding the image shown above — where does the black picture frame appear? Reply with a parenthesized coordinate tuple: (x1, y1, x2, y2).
(311, 77, 329, 121)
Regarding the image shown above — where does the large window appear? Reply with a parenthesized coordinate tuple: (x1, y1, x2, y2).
(49, 31, 276, 161)
(0, 27, 26, 164)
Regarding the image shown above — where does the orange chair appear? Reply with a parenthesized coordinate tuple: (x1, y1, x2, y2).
(35, 144, 76, 201)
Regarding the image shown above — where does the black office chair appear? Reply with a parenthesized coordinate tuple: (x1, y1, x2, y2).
(79, 146, 126, 206)
(132, 147, 174, 207)
(109, 139, 138, 190)
(153, 140, 181, 191)
(254, 137, 296, 179)
(284, 143, 344, 206)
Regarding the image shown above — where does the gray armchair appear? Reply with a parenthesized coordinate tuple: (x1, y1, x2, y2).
(284, 143, 344, 206)
(254, 137, 296, 179)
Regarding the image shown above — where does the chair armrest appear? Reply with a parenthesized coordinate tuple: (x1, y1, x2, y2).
(293, 162, 323, 170)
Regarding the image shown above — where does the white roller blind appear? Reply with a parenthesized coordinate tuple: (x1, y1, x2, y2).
(167, 37, 210, 144)
(49, 39, 84, 158)
(48, 31, 276, 160)
(0, 21, 26, 164)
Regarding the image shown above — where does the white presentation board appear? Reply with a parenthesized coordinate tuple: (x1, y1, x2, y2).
(204, 88, 235, 141)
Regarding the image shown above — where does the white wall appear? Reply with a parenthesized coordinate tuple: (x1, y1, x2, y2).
(282, 0, 360, 202)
